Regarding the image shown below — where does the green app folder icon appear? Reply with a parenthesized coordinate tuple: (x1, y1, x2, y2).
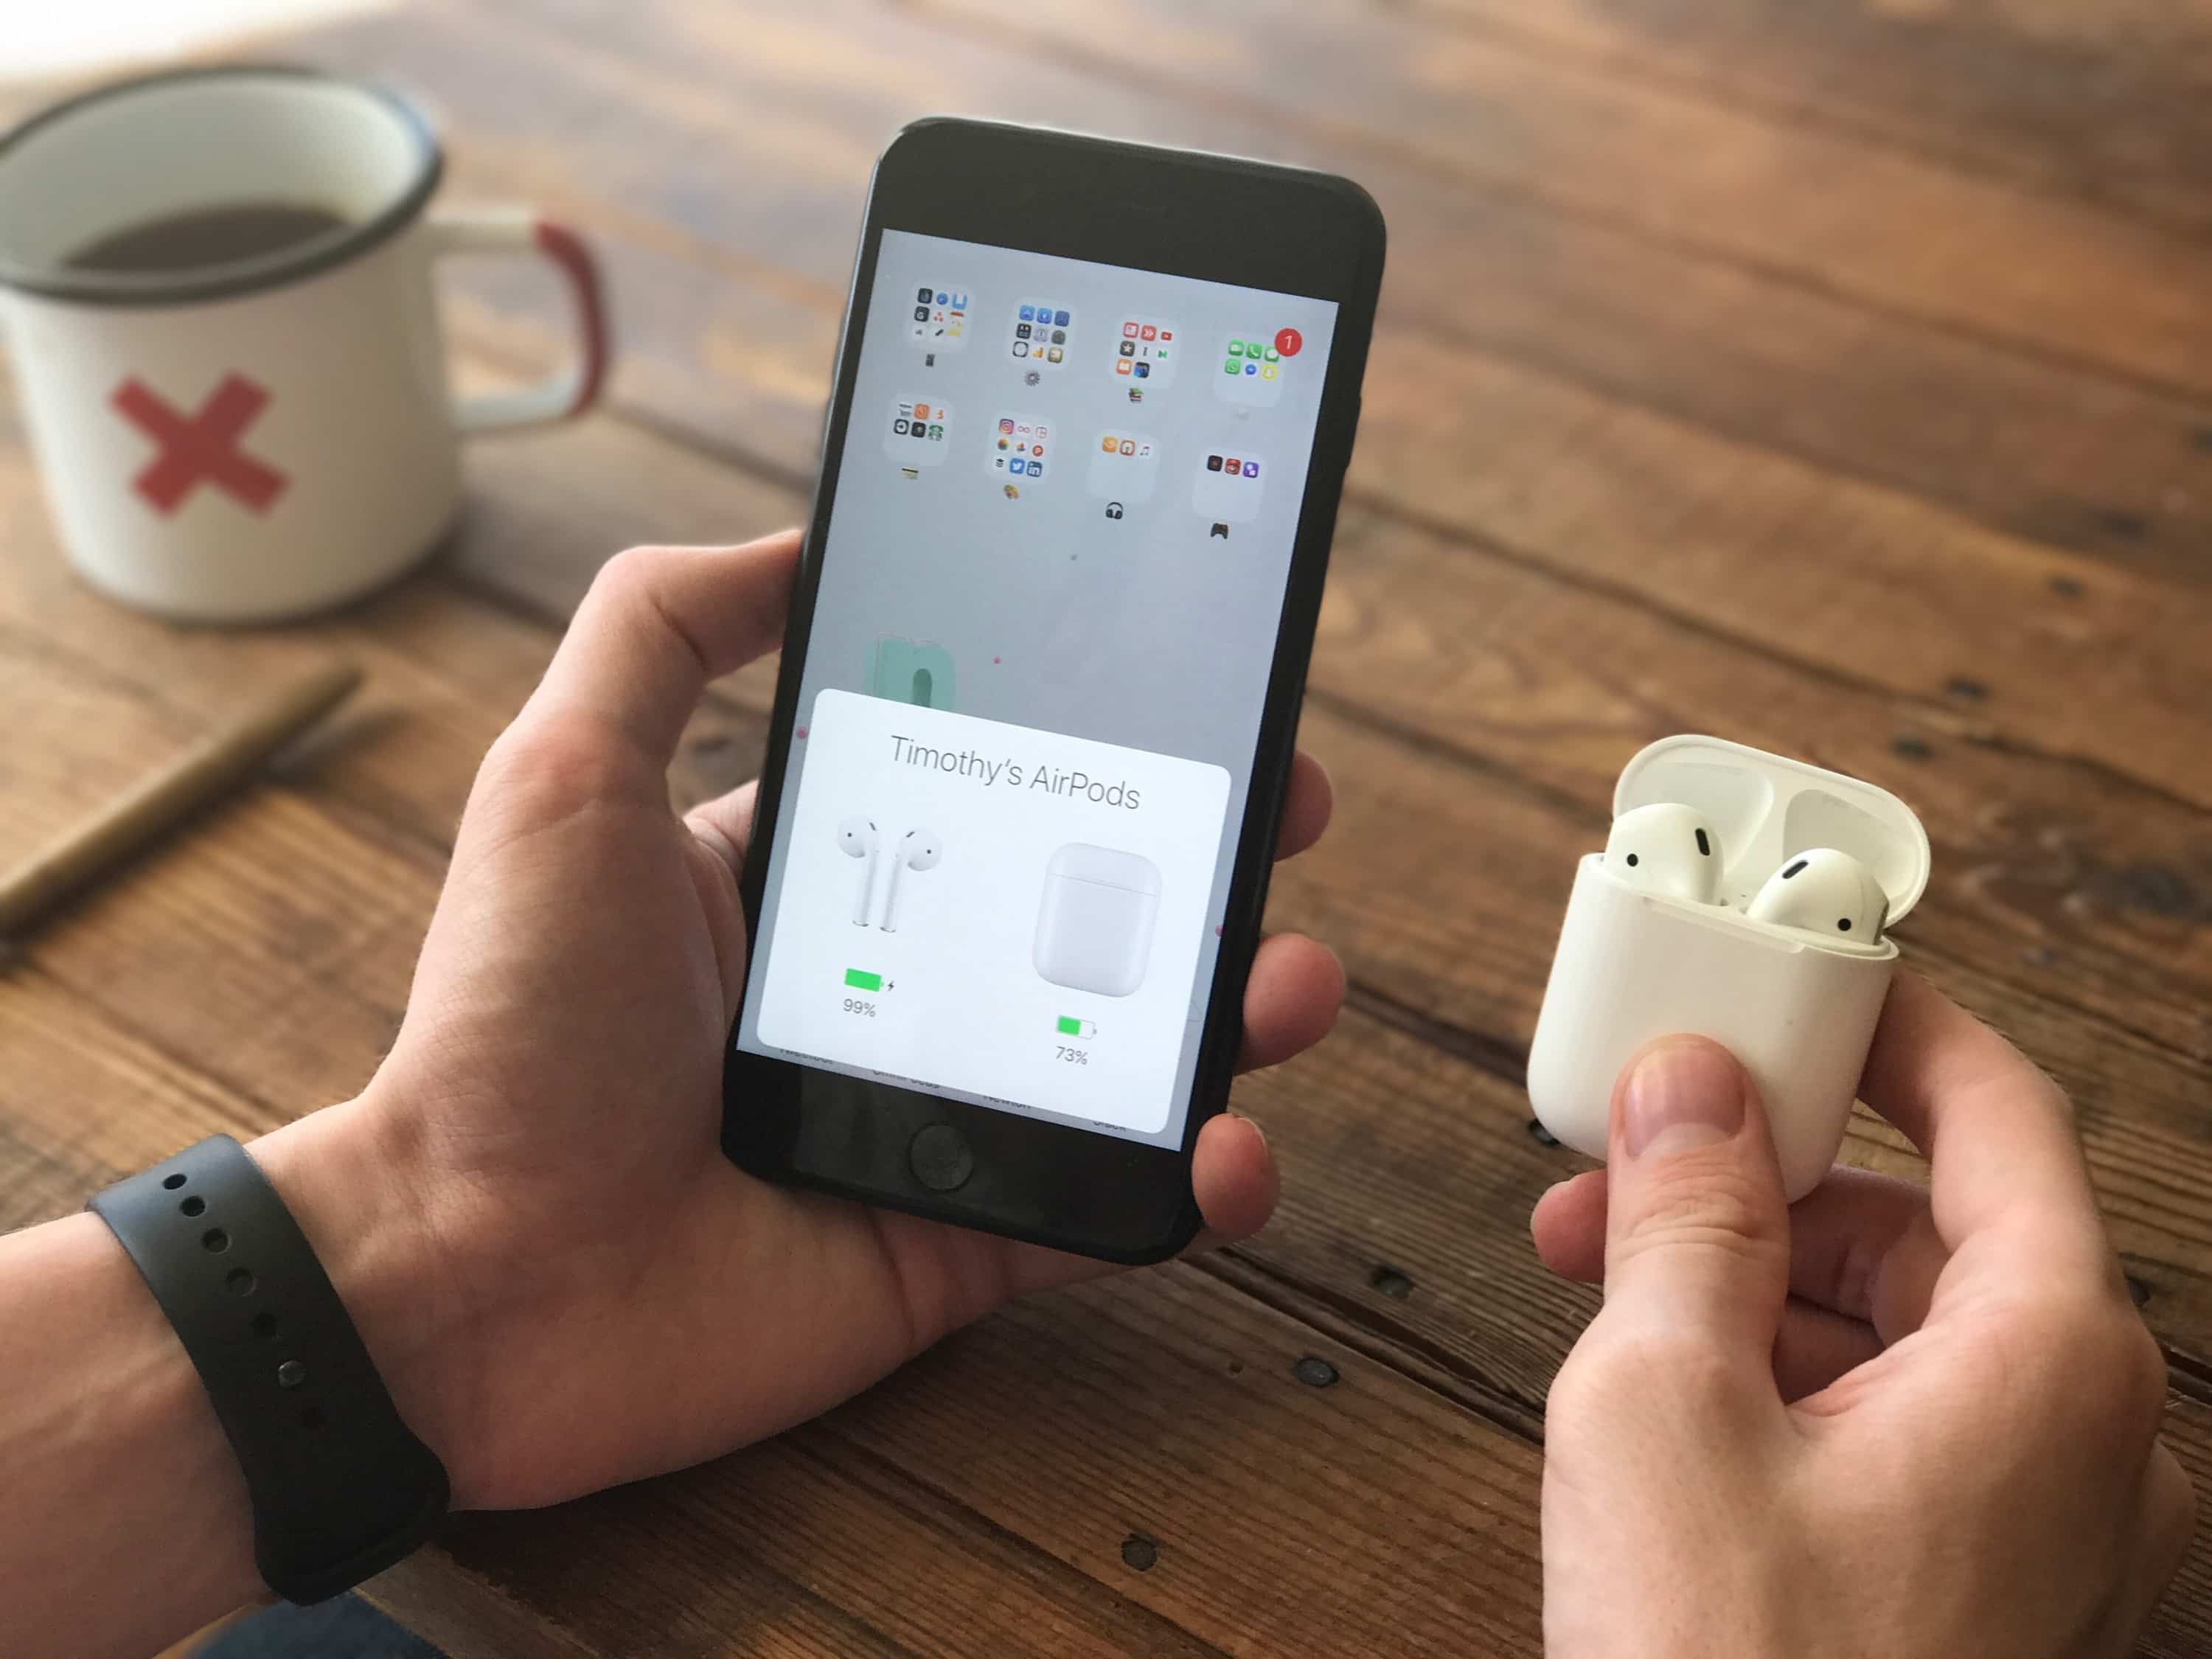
(866, 636, 957, 711)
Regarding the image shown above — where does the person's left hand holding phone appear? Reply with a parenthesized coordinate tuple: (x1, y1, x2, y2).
(251, 529, 1344, 1512)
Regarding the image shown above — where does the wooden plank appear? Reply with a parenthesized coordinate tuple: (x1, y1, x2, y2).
(898, 0, 2212, 397)
(1413, 0, 2212, 236)
(262, 0, 2212, 820)
(7, 397, 2208, 1367)
(285, 0, 2212, 588)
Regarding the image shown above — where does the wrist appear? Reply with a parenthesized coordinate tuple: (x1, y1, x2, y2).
(248, 1101, 485, 1507)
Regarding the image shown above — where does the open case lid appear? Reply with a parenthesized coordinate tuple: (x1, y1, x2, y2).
(1614, 735, 1931, 924)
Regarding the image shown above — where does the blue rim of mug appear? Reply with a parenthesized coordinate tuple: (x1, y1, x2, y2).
(0, 63, 444, 308)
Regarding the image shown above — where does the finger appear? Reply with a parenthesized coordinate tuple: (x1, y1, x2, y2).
(521, 532, 801, 774)
(997, 1110, 1279, 1298)
(2120, 1444, 2199, 1637)
(1860, 973, 2109, 1273)
(1237, 933, 1344, 1072)
(1538, 1160, 1947, 1340)
(1602, 1036, 1791, 1376)
(1273, 751, 1333, 862)
(685, 780, 759, 877)
(1188, 1110, 1281, 1245)
(1781, 1166, 1947, 1342)
(1770, 1296, 1883, 1402)
(1531, 1168, 1608, 1281)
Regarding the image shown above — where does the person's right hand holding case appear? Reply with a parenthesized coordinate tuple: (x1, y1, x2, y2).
(1531, 973, 2197, 1657)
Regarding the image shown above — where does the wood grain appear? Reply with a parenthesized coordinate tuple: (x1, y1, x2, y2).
(296, 0, 2212, 585)
(2, 0, 2211, 1652)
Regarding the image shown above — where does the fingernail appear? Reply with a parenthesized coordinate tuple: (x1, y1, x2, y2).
(1622, 1040, 1745, 1161)
(1234, 1112, 1269, 1152)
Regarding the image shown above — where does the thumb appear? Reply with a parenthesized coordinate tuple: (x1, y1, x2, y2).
(1603, 1036, 1790, 1370)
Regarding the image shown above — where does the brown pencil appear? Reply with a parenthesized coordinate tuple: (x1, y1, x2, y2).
(0, 662, 363, 939)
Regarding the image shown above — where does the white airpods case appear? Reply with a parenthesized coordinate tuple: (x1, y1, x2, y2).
(1033, 844, 1162, 998)
(1526, 736, 1931, 1201)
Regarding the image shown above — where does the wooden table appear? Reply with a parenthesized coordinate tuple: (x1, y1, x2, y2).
(5, 2, 2212, 1652)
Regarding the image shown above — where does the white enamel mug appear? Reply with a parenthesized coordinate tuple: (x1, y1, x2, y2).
(0, 66, 606, 622)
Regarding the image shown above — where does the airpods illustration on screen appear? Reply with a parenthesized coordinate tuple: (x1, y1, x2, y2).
(1747, 846, 1888, 943)
(1526, 736, 1931, 1202)
(1603, 803, 1723, 903)
(837, 815, 879, 926)
(880, 829, 943, 933)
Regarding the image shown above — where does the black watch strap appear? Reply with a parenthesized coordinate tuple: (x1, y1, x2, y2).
(89, 1134, 449, 1603)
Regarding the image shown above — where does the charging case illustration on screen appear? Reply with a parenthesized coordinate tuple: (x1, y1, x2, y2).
(1526, 735, 1931, 1202)
(865, 636, 956, 711)
(1033, 844, 1162, 998)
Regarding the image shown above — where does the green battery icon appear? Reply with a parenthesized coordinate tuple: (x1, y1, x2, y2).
(845, 969, 883, 992)
(1056, 1016, 1097, 1038)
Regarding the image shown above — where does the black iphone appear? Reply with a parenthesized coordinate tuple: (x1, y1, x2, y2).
(722, 118, 1384, 1262)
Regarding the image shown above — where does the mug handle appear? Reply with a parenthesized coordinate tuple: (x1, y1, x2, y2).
(427, 208, 608, 431)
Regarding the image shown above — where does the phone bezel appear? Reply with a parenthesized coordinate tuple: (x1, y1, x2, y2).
(721, 117, 1385, 1263)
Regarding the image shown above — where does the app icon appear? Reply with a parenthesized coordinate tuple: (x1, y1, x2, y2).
(884, 397, 951, 466)
(1013, 341, 1029, 357)
(1220, 330, 1292, 403)
(1192, 445, 1263, 522)
(1116, 359, 1133, 376)
(1275, 327, 1303, 357)
(866, 636, 956, 712)
(1054, 309, 1070, 327)
(1016, 321, 1032, 339)
(1047, 347, 1063, 362)
(1133, 362, 1150, 378)
(1087, 428, 1161, 503)
(1051, 329, 1066, 345)
(1020, 305, 1036, 321)
(1112, 317, 1180, 389)
(908, 282, 971, 353)
(1105, 501, 1124, 519)
(987, 411, 1052, 487)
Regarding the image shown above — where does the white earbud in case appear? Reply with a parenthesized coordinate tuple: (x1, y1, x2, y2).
(1526, 736, 1930, 1201)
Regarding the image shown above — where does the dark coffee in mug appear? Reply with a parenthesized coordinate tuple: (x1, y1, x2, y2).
(64, 202, 351, 275)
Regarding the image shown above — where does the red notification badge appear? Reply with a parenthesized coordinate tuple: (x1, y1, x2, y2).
(1274, 327, 1303, 358)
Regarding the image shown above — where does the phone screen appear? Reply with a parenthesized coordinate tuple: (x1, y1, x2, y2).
(733, 227, 1340, 1150)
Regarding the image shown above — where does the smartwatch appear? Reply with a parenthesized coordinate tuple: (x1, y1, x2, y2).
(89, 1134, 449, 1603)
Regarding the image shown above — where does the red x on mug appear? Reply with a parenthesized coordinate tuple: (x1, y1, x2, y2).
(0, 66, 607, 622)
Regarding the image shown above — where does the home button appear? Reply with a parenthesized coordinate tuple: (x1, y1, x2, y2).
(908, 1124, 975, 1192)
